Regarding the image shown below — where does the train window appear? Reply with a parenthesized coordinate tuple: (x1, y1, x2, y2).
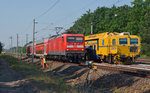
(102, 40, 104, 45)
(130, 38, 138, 45)
(62, 37, 64, 42)
(67, 37, 75, 42)
(76, 37, 83, 42)
(112, 39, 116, 45)
(119, 38, 128, 45)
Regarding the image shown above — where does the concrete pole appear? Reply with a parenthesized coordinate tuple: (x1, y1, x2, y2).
(32, 19, 35, 63)
(10, 36, 13, 54)
(26, 34, 28, 44)
(16, 34, 19, 58)
(91, 22, 93, 35)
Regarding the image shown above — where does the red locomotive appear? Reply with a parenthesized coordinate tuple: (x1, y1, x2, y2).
(26, 34, 85, 63)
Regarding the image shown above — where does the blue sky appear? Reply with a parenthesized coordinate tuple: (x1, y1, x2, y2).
(0, 0, 134, 49)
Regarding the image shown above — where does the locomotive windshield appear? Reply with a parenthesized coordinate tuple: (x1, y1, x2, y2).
(119, 38, 128, 45)
(67, 36, 83, 43)
(130, 38, 138, 45)
(76, 37, 83, 42)
(67, 37, 75, 42)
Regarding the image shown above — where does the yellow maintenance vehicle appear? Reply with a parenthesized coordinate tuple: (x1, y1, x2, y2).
(85, 32, 141, 64)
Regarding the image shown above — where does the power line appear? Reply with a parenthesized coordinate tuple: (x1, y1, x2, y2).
(36, 0, 95, 34)
(35, 0, 60, 19)
(63, 0, 125, 30)
(107, 0, 125, 7)
(34, 0, 125, 38)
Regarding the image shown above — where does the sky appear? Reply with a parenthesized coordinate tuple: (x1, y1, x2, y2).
(0, 0, 134, 49)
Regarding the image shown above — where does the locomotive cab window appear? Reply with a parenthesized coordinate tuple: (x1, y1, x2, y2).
(67, 37, 75, 42)
(130, 38, 138, 45)
(119, 38, 127, 45)
(67, 36, 83, 43)
(76, 37, 83, 43)
(112, 39, 116, 45)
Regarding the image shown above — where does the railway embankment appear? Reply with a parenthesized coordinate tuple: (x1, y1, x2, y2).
(27, 56, 150, 93)
(2, 54, 150, 93)
(0, 54, 77, 93)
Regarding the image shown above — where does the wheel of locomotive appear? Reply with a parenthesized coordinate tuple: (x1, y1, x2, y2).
(107, 55, 114, 64)
(108, 55, 111, 64)
(111, 56, 114, 64)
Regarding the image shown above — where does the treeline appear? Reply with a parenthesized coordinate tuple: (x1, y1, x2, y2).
(67, 0, 150, 57)
(7, 41, 32, 54)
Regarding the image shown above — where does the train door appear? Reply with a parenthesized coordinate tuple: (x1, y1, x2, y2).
(107, 38, 118, 63)
(110, 38, 117, 54)
(44, 43, 47, 55)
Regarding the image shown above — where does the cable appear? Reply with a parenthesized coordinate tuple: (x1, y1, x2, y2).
(35, 0, 60, 19)
(37, 0, 95, 34)
(107, 0, 125, 7)
(36, 0, 125, 38)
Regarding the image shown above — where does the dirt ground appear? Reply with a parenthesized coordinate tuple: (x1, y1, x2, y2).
(44, 60, 150, 93)
(3, 55, 150, 93)
(0, 58, 39, 93)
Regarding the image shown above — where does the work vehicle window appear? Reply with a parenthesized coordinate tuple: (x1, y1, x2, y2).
(119, 38, 127, 45)
(130, 38, 138, 45)
(76, 37, 83, 42)
(102, 40, 104, 45)
(112, 39, 116, 45)
(67, 37, 75, 42)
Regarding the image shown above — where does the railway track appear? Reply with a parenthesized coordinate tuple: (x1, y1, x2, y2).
(13, 54, 150, 78)
(93, 63, 150, 78)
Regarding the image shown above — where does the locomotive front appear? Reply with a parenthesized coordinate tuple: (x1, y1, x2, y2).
(115, 33, 141, 63)
(65, 34, 85, 62)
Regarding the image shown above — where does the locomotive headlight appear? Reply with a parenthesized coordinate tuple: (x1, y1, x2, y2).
(82, 49, 84, 51)
(77, 45, 84, 48)
(67, 45, 73, 48)
(67, 49, 69, 51)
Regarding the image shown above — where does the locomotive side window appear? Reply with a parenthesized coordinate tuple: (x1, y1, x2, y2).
(67, 37, 75, 42)
(130, 38, 138, 45)
(76, 37, 83, 42)
(62, 37, 64, 42)
(119, 38, 127, 45)
(112, 39, 116, 45)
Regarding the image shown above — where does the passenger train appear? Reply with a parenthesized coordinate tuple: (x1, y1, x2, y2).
(26, 34, 85, 63)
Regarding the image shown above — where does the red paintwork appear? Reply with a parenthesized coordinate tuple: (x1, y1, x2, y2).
(26, 34, 85, 56)
(47, 34, 85, 53)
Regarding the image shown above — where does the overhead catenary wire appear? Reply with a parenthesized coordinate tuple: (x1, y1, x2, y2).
(52, 0, 124, 31)
(35, 0, 96, 35)
(34, 0, 126, 41)
(108, 0, 125, 7)
(35, 0, 61, 20)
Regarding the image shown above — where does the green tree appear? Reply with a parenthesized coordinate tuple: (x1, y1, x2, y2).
(0, 42, 3, 53)
(67, 0, 150, 57)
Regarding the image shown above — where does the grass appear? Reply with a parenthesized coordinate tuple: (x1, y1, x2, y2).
(0, 54, 108, 93)
(0, 54, 77, 93)
(140, 55, 150, 58)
